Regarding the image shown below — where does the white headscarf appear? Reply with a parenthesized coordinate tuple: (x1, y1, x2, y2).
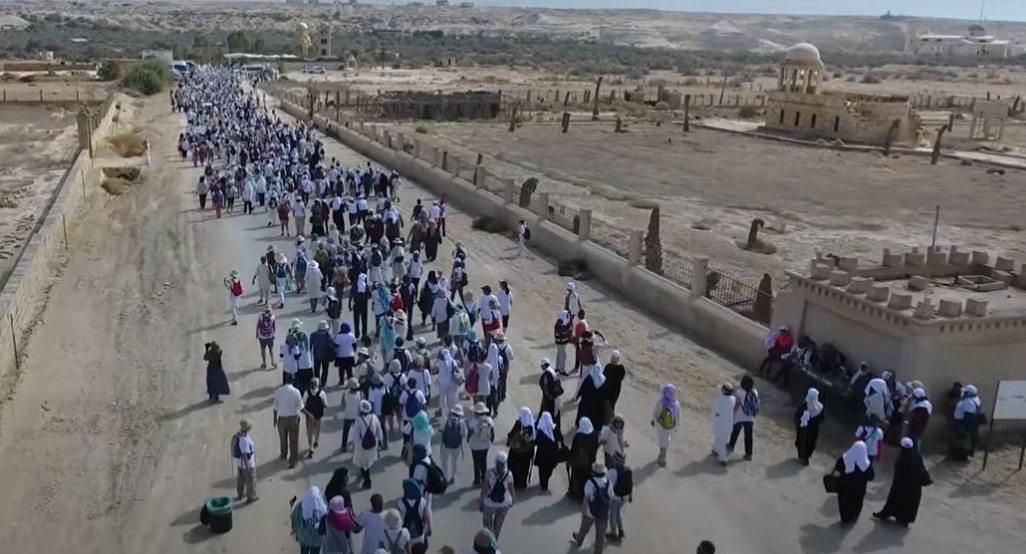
(911, 388, 932, 415)
(558, 309, 571, 326)
(300, 486, 328, 521)
(566, 282, 576, 292)
(439, 349, 454, 376)
(535, 411, 556, 441)
(356, 273, 368, 293)
(842, 441, 871, 473)
(519, 407, 534, 429)
(800, 388, 824, 427)
(864, 378, 888, 397)
(588, 363, 606, 388)
(577, 417, 595, 436)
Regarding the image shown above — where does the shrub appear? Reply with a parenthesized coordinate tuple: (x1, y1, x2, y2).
(98, 60, 120, 81)
(121, 60, 172, 95)
(860, 73, 882, 84)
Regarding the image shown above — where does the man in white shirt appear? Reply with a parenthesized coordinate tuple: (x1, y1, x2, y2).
(273, 374, 304, 468)
(234, 419, 258, 503)
(573, 462, 610, 554)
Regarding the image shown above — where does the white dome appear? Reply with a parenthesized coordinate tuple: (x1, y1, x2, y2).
(784, 43, 822, 64)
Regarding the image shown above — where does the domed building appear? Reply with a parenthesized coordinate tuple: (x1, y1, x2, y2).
(764, 42, 921, 147)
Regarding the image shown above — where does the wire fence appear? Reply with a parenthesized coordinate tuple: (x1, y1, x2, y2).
(645, 246, 695, 290)
(547, 200, 581, 235)
(589, 218, 633, 259)
(706, 267, 772, 324)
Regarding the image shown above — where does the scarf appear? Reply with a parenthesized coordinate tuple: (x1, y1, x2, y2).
(842, 441, 871, 473)
(534, 411, 556, 441)
(558, 309, 571, 326)
(356, 273, 368, 293)
(864, 378, 888, 398)
(661, 383, 679, 422)
(588, 363, 606, 389)
(911, 388, 933, 415)
(326, 496, 357, 532)
(518, 407, 534, 429)
(577, 417, 595, 436)
(412, 410, 432, 436)
(300, 486, 328, 521)
(800, 388, 824, 427)
(402, 477, 422, 501)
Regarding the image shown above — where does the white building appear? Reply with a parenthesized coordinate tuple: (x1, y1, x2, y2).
(910, 24, 1024, 59)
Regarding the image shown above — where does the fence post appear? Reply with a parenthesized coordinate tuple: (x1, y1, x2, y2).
(39, 90, 44, 102)
(627, 231, 644, 265)
(692, 256, 710, 298)
(578, 209, 592, 241)
(62, 214, 68, 249)
(9, 313, 18, 371)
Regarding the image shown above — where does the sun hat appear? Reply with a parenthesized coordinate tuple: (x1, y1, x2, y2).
(451, 405, 464, 417)
(345, 378, 360, 390)
(473, 402, 490, 415)
(239, 419, 252, 432)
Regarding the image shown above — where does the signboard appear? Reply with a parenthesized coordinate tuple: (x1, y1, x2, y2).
(993, 380, 1026, 420)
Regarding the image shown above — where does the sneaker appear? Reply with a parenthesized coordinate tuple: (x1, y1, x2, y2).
(313, 441, 319, 449)
(619, 530, 625, 540)
(571, 532, 582, 546)
(605, 533, 618, 542)
(743, 454, 752, 461)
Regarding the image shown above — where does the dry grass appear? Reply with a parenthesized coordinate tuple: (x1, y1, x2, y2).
(101, 178, 131, 195)
(100, 166, 141, 195)
(107, 132, 146, 157)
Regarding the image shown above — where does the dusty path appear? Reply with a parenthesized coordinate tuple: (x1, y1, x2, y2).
(0, 91, 1018, 554)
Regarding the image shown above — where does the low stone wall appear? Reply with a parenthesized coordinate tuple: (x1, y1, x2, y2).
(0, 93, 118, 384)
(277, 98, 768, 369)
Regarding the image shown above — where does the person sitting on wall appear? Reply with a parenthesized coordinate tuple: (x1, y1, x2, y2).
(757, 325, 794, 378)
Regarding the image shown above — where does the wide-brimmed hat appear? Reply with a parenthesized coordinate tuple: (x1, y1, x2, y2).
(276, 252, 287, 263)
(473, 402, 490, 415)
(415, 337, 426, 346)
(592, 462, 607, 475)
(359, 399, 372, 413)
(357, 347, 370, 357)
(345, 378, 360, 390)
(229, 269, 239, 278)
(318, 320, 329, 330)
(492, 331, 505, 341)
(239, 418, 252, 432)
(383, 508, 402, 528)
(451, 405, 464, 417)
(291, 319, 303, 330)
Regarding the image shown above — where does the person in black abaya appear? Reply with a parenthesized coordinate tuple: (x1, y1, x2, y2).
(574, 360, 610, 432)
(873, 437, 932, 527)
(566, 417, 599, 499)
(204, 341, 230, 403)
(794, 388, 824, 466)
(603, 350, 626, 413)
(532, 411, 564, 492)
(506, 408, 536, 490)
(538, 359, 563, 424)
(831, 440, 875, 525)
(323, 467, 354, 510)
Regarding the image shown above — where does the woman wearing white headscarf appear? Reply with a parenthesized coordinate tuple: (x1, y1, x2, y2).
(567, 417, 599, 499)
(574, 361, 610, 432)
(949, 384, 983, 461)
(291, 486, 327, 553)
(873, 437, 932, 527)
(436, 348, 459, 418)
(505, 407, 535, 490)
(829, 441, 875, 525)
(794, 388, 824, 465)
(863, 378, 890, 423)
(532, 411, 564, 492)
(305, 260, 323, 312)
(904, 387, 932, 447)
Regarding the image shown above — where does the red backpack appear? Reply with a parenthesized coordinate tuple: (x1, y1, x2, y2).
(465, 363, 480, 394)
(231, 280, 243, 297)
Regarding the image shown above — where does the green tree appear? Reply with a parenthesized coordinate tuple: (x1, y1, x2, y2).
(226, 31, 250, 53)
(122, 60, 173, 95)
(98, 60, 121, 81)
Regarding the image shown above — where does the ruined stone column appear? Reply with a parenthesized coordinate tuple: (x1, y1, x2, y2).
(692, 256, 710, 298)
(561, 112, 570, 134)
(503, 178, 515, 204)
(577, 209, 592, 241)
(627, 231, 644, 266)
(536, 192, 550, 220)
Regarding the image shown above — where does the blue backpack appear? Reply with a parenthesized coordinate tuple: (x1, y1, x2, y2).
(405, 390, 422, 419)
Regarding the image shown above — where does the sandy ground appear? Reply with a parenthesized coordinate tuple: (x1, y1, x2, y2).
(0, 104, 79, 285)
(389, 119, 1026, 283)
(0, 90, 1022, 554)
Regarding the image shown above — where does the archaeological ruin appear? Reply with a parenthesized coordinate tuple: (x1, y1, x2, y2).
(369, 91, 502, 121)
(764, 43, 922, 146)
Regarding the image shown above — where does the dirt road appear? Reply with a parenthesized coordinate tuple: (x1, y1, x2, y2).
(0, 92, 1018, 554)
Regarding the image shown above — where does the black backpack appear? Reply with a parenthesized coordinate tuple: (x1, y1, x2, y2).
(487, 471, 509, 504)
(360, 416, 377, 450)
(588, 478, 610, 517)
(523, 226, 532, 240)
(417, 459, 449, 495)
(326, 298, 342, 319)
(400, 498, 424, 538)
(542, 372, 564, 398)
(613, 468, 633, 498)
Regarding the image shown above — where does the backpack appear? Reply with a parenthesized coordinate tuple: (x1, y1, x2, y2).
(466, 342, 483, 363)
(487, 471, 508, 504)
(257, 312, 274, 338)
(393, 349, 410, 373)
(441, 416, 463, 449)
(371, 249, 382, 267)
(231, 433, 244, 459)
(613, 468, 633, 498)
(498, 346, 510, 372)
(741, 390, 760, 417)
(326, 298, 342, 319)
(418, 459, 448, 495)
(657, 406, 675, 430)
(381, 528, 405, 554)
(460, 271, 469, 287)
(231, 280, 242, 297)
(523, 226, 531, 240)
(276, 263, 288, 280)
(508, 428, 531, 453)
(588, 479, 610, 517)
(400, 498, 424, 538)
(305, 392, 326, 420)
(360, 417, 377, 450)
(404, 391, 423, 419)
(464, 363, 479, 394)
(542, 372, 564, 398)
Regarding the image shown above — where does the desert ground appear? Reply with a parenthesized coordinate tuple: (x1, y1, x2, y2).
(0, 85, 1021, 554)
(0, 102, 80, 286)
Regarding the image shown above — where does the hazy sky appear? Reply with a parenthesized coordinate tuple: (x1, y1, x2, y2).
(464, 1, 1024, 21)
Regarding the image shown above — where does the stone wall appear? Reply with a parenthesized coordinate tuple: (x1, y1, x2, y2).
(0, 94, 118, 385)
(276, 97, 770, 370)
(765, 91, 918, 146)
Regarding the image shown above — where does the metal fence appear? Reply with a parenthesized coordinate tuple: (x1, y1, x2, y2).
(647, 247, 695, 290)
(589, 218, 633, 259)
(547, 200, 580, 235)
(706, 267, 771, 324)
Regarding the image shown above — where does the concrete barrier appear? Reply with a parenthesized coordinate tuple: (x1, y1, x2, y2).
(0, 94, 118, 384)
(289, 101, 766, 369)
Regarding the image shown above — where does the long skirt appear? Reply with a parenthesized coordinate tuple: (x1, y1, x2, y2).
(567, 462, 592, 498)
(508, 450, 533, 490)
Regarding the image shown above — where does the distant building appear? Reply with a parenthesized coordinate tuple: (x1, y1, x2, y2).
(909, 25, 1025, 58)
(318, 23, 332, 58)
(436, 0, 449, 5)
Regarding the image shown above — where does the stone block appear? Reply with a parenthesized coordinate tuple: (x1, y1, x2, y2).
(938, 299, 963, 317)
(888, 292, 913, 310)
(867, 285, 891, 302)
(907, 275, 931, 291)
(993, 270, 1013, 284)
(965, 298, 989, 317)
(949, 245, 959, 255)
(914, 299, 935, 320)
(911, 246, 921, 254)
(810, 264, 832, 280)
(838, 257, 859, 273)
(904, 252, 926, 266)
(847, 277, 872, 295)
(971, 251, 989, 265)
(927, 251, 948, 266)
(949, 251, 970, 265)
(996, 256, 1015, 271)
(829, 270, 851, 287)
(882, 253, 904, 268)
